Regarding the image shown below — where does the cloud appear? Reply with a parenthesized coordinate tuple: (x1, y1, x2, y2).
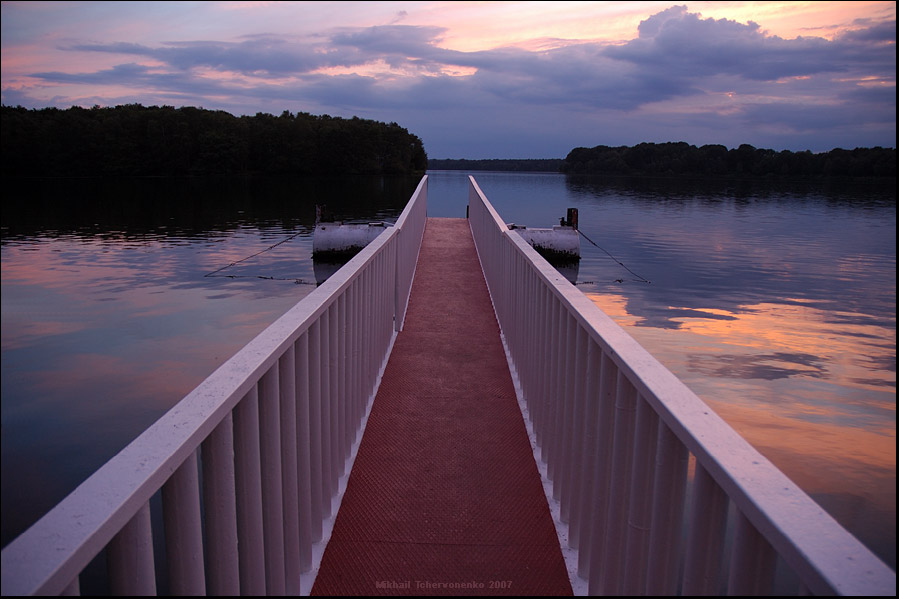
(603, 5, 884, 82)
(7, 6, 895, 157)
(68, 37, 363, 76)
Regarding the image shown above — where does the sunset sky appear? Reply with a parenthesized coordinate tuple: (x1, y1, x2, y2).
(1, 1, 895, 158)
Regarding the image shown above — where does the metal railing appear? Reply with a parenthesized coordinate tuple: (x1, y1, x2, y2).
(0, 176, 428, 596)
(467, 175, 895, 596)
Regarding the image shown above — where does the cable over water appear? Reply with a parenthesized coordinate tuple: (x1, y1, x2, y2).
(203, 230, 315, 284)
(577, 229, 651, 284)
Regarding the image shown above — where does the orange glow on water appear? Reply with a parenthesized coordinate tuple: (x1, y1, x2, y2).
(585, 291, 896, 395)
(584, 287, 896, 537)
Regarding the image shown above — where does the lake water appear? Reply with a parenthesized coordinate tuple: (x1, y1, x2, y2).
(2, 172, 895, 571)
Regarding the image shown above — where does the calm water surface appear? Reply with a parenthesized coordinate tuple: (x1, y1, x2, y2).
(2, 172, 895, 571)
(0, 175, 418, 548)
(427, 170, 896, 569)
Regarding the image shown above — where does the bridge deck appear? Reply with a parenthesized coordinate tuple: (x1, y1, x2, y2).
(311, 218, 572, 596)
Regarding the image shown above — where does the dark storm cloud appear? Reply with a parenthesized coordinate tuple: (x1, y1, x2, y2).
(605, 5, 864, 81)
(839, 19, 897, 43)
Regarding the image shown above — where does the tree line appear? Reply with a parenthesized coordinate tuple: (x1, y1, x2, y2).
(0, 104, 428, 177)
(427, 158, 564, 172)
(561, 142, 895, 178)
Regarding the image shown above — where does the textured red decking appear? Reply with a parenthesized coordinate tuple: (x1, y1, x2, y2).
(311, 218, 572, 596)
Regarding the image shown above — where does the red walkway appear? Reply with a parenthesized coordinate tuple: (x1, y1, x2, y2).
(311, 218, 572, 596)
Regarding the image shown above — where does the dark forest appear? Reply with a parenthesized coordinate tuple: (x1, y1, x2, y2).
(432, 143, 895, 179)
(1, 104, 428, 177)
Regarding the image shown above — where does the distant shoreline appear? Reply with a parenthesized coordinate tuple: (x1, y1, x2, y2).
(429, 142, 896, 179)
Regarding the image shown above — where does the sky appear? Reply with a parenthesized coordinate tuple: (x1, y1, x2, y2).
(1, 1, 895, 158)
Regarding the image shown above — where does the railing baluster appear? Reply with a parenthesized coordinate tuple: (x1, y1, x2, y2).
(535, 284, 551, 457)
(560, 313, 578, 523)
(728, 509, 777, 595)
(567, 324, 589, 545)
(295, 333, 314, 571)
(308, 319, 325, 538)
(107, 501, 156, 596)
(584, 352, 619, 588)
(682, 462, 729, 595)
(353, 269, 362, 432)
(319, 309, 334, 518)
(162, 451, 206, 595)
(516, 252, 526, 366)
(575, 338, 602, 577)
(259, 365, 286, 595)
(202, 413, 239, 595)
(622, 395, 660, 595)
(646, 421, 689, 595)
(524, 266, 538, 407)
(548, 297, 565, 488)
(337, 293, 347, 471)
(60, 577, 79, 596)
(234, 386, 266, 595)
(329, 303, 341, 486)
(568, 325, 590, 549)
(364, 264, 374, 400)
(279, 346, 301, 594)
(597, 371, 639, 595)
(363, 265, 373, 402)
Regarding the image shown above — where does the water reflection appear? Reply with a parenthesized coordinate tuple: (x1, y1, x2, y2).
(1, 175, 420, 548)
(583, 287, 896, 567)
(313, 259, 349, 285)
(1, 174, 419, 241)
(3, 172, 895, 571)
(459, 171, 895, 569)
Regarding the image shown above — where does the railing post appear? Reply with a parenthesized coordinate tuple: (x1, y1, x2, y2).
(567, 325, 589, 549)
(337, 293, 348, 471)
(234, 387, 266, 595)
(308, 319, 325, 538)
(646, 421, 689, 595)
(548, 298, 565, 488)
(107, 502, 156, 596)
(596, 372, 638, 595)
(575, 339, 602, 577)
(728, 510, 777, 595)
(560, 312, 578, 523)
(328, 304, 340, 494)
(319, 308, 335, 518)
(294, 333, 314, 571)
(622, 396, 660, 595)
(584, 351, 620, 587)
(279, 346, 302, 594)
(162, 451, 206, 595)
(259, 365, 286, 595)
(682, 462, 729, 595)
(202, 413, 240, 595)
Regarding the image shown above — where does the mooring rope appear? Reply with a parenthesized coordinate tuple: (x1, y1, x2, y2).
(577, 229, 651, 284)
(204, 273, 316, 285)
(204, 230, 307, 279)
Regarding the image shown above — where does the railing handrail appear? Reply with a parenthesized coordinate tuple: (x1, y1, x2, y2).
(1, 175, 428, 596)
(393, 175, 428, 331)
(467, 175, 895, 596)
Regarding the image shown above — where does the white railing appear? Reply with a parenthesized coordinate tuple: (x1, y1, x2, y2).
(467, 176, 895, 596)
(0, 175, 428, 596)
